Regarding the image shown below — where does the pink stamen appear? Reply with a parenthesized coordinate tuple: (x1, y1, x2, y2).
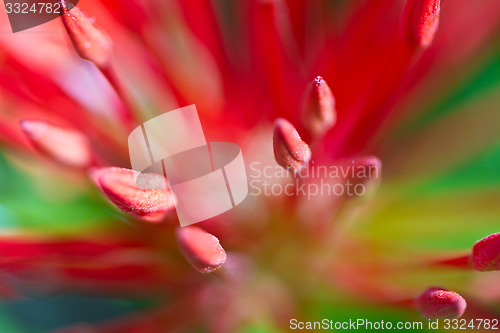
(416, 287, 467, 319)
(94, 167, 175, 223)
(472, 233, 500, 271)
(20, 119, 93, 168)
(60, 0, 113, 68)
(400, 0, 441, 49)
(273, 118, 312, 174)
(300, 76, 336, 139)
(176, 226, 227, 274)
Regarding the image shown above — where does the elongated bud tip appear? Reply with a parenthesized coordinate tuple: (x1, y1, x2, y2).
(352, 156, 382, 185)
(60, 0, 112, 67)
(400, 0, 441, 49)
(301, 76, 336, 138)
(20, 119, 92, 168)
(344, 156, 382, 197)
(176, 226, 227, 274)
(94, 167, 175, 223)
(416, 287, 467, 320)
(273, 118, 312, 174)
(472, 233, 500, 271)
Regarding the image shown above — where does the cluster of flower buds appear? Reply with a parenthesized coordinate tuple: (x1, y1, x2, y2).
(10, 0, 500, 327)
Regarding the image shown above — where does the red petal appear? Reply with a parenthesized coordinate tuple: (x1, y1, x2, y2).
(176, 226, 226, 274)
(273, 118, 311, 174)
(20, 119, 92, 168)
(400, 0, 441, 49)
(472, 233, 500, 271)
(94, 167, 175, 223)
(0, 233, 173, 296)
(0, 236, 144, 260)
(416, 287, 467, 319)
(60, 0, 112, 67)
(300, 76, 336, 138)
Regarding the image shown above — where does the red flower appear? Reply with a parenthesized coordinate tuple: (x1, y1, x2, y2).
(0, 0, 499, 331)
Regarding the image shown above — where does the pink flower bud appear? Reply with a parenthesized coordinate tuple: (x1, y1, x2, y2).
(94, 167, 175, 223)
(472, 233, 500, 271)
(300, 76, 336, 138)
(60, 0, 113, 68)
(337, 156, 382, 198)
(349, 156, 382, 187)
(273, 118, 311, 174)
(20, 119, 92, 168)
(176, 226, 227, 274)
(400, 0, 441, 49)
(416, 287, 467, 319)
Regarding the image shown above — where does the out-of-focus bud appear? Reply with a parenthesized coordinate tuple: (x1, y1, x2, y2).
(60, 0, 113, 68)
(273, 118, 311, 174)
(20, 119, 93, 168)
(416, 287, 467, 319)
(300, 76, 336, 138)
(400, 0, 441, 49)
(472, 233, 500, 271)
(176, 226, 227, 274)
(347, 156, 382, 190)
(93, 167, 175, 223)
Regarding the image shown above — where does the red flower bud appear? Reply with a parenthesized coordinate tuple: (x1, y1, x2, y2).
(472, 233, 500, 271)
(300, 76, 336, 138)
(273, 118, 311, 174)
(176, 226, 227, 274)
(20, 119, 92, 168)
(416, 287, 467, 320)
(60, 0, 113, 68)
(400, 0, 441, 49)
(94, 167, 175, 223)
